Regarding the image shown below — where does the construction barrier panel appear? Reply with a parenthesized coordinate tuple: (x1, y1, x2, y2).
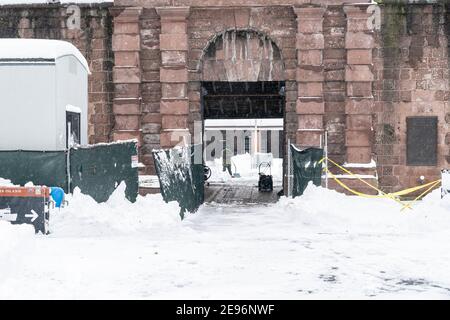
(70, 142, 139, 203)
(0, 141, 138, 203)
(0, 150, 67, 190)
(0, 186, 50, 234)
(290, 145, 324, 197)
(153, 144, 204, 217)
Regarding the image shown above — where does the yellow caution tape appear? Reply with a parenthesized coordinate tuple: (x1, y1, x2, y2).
(319, 157, 441, 210)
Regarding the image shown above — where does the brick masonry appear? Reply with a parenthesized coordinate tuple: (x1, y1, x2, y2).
(373, 2, 450, 194)
(2, 1, 450, 195)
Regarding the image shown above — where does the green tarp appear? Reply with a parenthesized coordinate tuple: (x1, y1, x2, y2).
(153, 144, 204, 217)
(0, 141, 139, 203)
(291, 145, 324, 197)
(70, 142, 139, 203)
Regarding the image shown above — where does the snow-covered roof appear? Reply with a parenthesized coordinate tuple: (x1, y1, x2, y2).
(0, 39, 90, 73)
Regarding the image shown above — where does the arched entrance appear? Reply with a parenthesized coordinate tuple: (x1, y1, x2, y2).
(199, 30, 286, 204)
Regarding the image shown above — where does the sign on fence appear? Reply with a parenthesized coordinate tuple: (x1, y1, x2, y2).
(0, 186, 50, 234)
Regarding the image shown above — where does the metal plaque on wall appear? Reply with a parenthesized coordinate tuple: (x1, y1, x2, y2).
(406, 116, 438, 166)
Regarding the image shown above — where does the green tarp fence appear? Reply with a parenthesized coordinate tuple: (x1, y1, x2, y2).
(152, 144, 204, 217)
(0, 141, 139, 203)
(70, 142, 139, 203)
(0, 150, 67, 190)
(291, 145, 324, 197)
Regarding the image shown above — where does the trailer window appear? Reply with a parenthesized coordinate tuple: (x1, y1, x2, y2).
(66, 111, 81, 148)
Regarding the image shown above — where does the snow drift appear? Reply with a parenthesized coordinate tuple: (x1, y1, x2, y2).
(2, 177, 449, 237)
(50, 183, 182, 237)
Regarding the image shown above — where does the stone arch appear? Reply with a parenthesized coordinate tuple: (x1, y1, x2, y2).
(199, 29, 285, 82)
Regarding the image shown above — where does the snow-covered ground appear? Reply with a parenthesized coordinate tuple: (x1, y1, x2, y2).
(1, 179, 450, 299)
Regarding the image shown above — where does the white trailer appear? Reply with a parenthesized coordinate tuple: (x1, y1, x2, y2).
(0, 39, 90, 151)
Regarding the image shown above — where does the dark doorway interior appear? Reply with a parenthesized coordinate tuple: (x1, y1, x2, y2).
(202, 81, 285, 119)
(201, 81, 285, 204)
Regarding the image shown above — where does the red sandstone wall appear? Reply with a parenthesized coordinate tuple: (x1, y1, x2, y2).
(374, 3, 450, 193)
(3, 1, 449, 194)
(323, 5, 347, 164)
(186, 6, 298, 148)
(140, 8, 162, 174)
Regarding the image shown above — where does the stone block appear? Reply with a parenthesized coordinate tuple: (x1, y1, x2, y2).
(347, 49, 372, 65)
(234, 8, 250, 28)
(112, 131, 142, 146)
(296, 99, 325, 114)
(160, 99, 189, 115)
(346, 146, 372, 164)
(160, 34, 188, 51)
(160, 67, 188, 83)
(345, 129, 371, 147)
(114, 115, 140, 130)
(112, 34, 140, 51)
(298, 19, 324, 34)
(296, 130, 323, 147)
(143, 133, 161, 144)
(345, 65, 373, 82)
(296, 33, 324, 50)
(115, 51, 140, 67)
(346, 115, 372, 130)
(297, 66, 324, 82)
(345, 98, 374, 115)
(113, 102, 141, 115)
(298, 82, 323, 97)
(161, 83, 187, 98)
(113, 67, 141, 84)
(298, 114, 323, 130)
(142, 123, 161, 135)
(347, 82, 373, 97)
(160, 129, 190, 148)
(161, 21, 187, 34)
(114, 22, 139, 35)
(161, 51, 186, 66)
(298, 50, 322, 66)
(345, 32, 374, 49)
(162, 115, 188, 129)
(347, 18, 371, 32)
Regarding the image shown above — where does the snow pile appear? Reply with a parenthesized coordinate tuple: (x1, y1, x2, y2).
(274, 183, 450, 235)
(0, 178, 14, 186)
(0, 222, 36, 280)
(50, 182, 182, 237)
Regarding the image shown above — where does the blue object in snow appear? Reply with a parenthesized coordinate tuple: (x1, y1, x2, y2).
(50, 187, 65, 208)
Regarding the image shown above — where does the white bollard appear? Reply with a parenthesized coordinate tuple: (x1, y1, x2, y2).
(441, 169, 450, 199)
